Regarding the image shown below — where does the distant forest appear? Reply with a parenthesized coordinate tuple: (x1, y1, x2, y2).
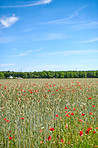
(0, 70, 98, 79)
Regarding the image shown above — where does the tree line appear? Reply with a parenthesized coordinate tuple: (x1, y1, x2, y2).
(0, 70, 98, 79)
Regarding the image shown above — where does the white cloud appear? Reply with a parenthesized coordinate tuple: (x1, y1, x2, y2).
(0, 37, 13, 43)
(0, 15, 19, 28)
(0, 64, 15, 67)
(41, 49, 98, 57)
(70, 21, 98, 31)
(21, 64, 98, 72)
(34, 33, 67, 41)
(15, 48, 42, 57)
(15, 50, 33, 57)
(0, 0, 52, 8)
(42, 5, 88, 24)
(78, 37, 98, 43)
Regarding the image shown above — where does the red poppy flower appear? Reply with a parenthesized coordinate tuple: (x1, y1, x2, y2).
(93, 131, 96, 134)
(73, 108, 76, 110)
(6, 120, 9, 122)
(85, 127, 92, 134)
(89, 112, 93, 115)
(65, 125, 68, 128)
(87, 90, 90, 92)
(65, 107, 68, 109)
(4, 118, 6, 120)
(61, 139, 65, 143)
(49, 128, 55, 131)
(66, 114, 70, 117)
(39, 130, 42, 132)
(56, 114, 59, 117)
(9, 137, 13, 140)
(71, 113, 74, 115)
(81, 113, 85, 116)
(48, 135, 51, 140)
(88, 97, 92, 100)
(79, 131, 83, 136)
(92, 105, 95, 107)
(21, 117, 24, 120)
(78, 119, 83, 122)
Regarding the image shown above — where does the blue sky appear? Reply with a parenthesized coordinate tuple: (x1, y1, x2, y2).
(0, 0, 98, 72)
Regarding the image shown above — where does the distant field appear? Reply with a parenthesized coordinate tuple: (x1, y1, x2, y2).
(0, 78, 98, 148)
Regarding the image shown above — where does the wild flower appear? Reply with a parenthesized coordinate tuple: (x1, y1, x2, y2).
(9, 137, 13, 140)
(61, 139, 65, 143)
(49, 128, 55, 131)
(65, 106, 68, 109)
(85, 127, 92, 135)
(79, 131, 83, 136)
(56, 114, 59, 117)
(47, 135, 51, 140)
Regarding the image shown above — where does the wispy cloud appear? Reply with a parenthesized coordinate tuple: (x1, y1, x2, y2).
(34, 33, 67, 41)
(0, 0, 52, 8)
(0, 36, 13, 43)
(41, 49, 98, 57)
(23, 64, 98, 71)
(15, 48, 42, 57)
(42, 5, 88, 24)
(0, 15, 19, 28)
(70, 21, 98, 30)
(0, 64, 15, 67)
(78, 37, 98, 43)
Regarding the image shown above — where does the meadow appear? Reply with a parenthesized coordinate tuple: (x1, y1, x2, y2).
(0, 78, 98, 148)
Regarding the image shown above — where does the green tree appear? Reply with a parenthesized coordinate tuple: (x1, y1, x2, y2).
(59, 71, 64, 78)
(96, 71, 98, 78)
(47, 71, 55, 78)
(0, 72, 4, 78)
(23, 73, 27, 78)
(55, 72, 59, 78)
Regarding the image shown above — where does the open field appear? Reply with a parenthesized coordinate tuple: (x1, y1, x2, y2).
(0, 78, 98, 148)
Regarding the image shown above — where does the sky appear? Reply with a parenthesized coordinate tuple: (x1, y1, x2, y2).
(0, 0, 98, 72)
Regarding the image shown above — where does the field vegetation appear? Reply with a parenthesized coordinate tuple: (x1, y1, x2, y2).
(0, 78, 98, 148)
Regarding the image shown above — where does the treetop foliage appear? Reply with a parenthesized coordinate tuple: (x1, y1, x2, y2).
(0, 70, 98, 79)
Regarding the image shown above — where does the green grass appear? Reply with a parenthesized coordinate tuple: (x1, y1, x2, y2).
(0, 78, 98, 148)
